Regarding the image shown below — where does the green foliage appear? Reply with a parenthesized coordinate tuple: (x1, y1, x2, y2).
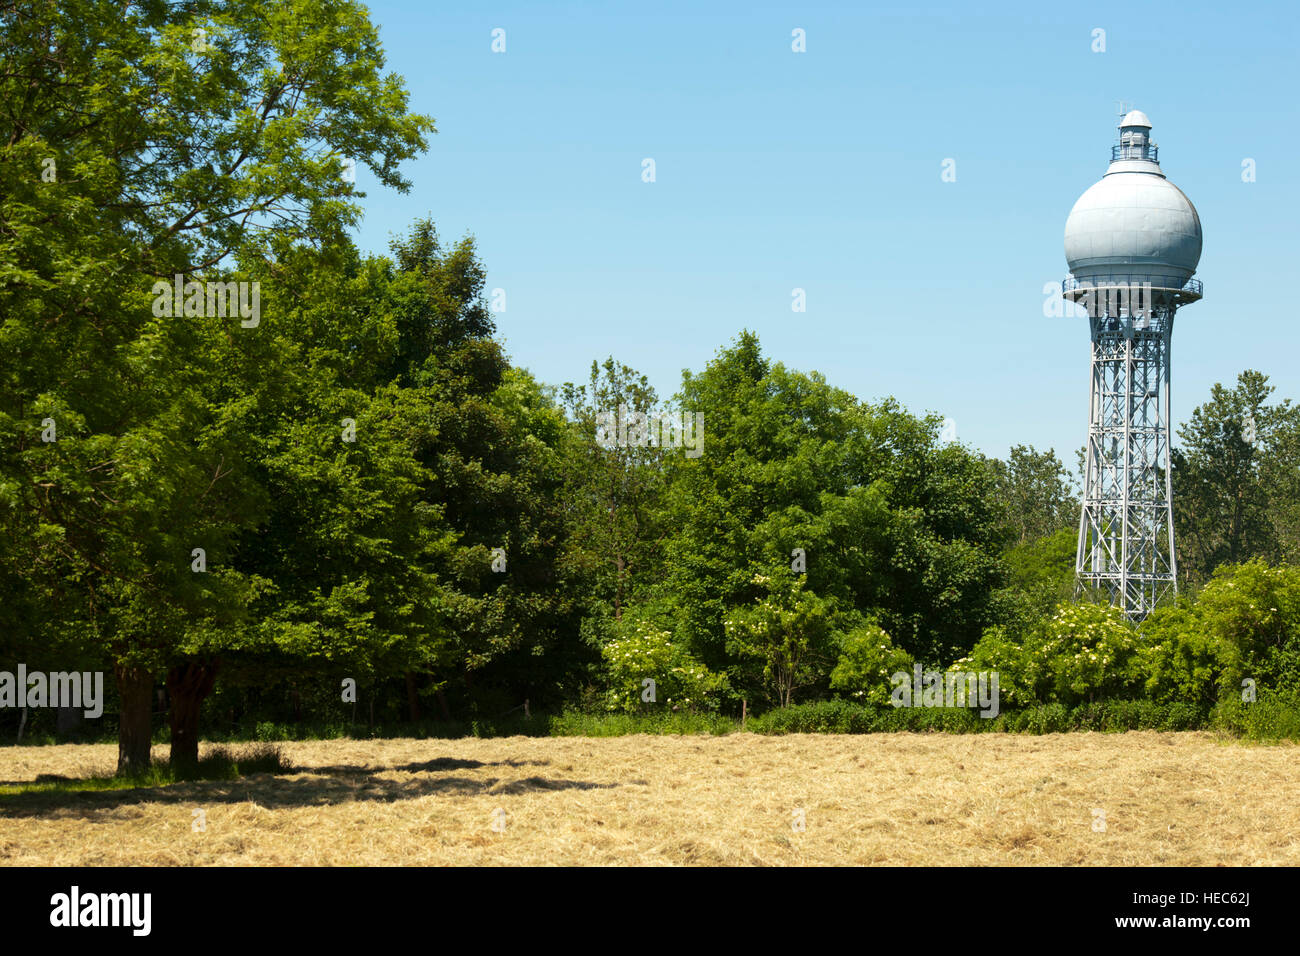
(1134, 604, 1226, 706)
(1026, 603, 1143, 706)
(987, 445, 1076, 545)
(923, 562, 1300, 716)
(559, 359, 669, 626)
(956, 604, 1143, 708)
(600, 618, 727, 713)
(549, 710, 734, 737)
(0, 0, 435, 765)
(744, 699, 1209, 735)
(724, 573, 836, 707)
(1172, 371, 1300, 584)
(661, 331, 1005, 683)
(747, 700, 884, 733)
(955, 626, 1034, 708)
(1065, 700, 1206, 732)
(1212, 690, 1300, 741)
(999, 527, 1077, 617)
(829, 623, 914, 706)
(1192, 560, 1300, 694)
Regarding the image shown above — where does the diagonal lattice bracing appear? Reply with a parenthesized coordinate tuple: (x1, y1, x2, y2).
(1074, 291, 1179, 619)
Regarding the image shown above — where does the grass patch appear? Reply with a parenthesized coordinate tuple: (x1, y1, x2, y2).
(6, 697, 1296, 746)
(549, 710, 735, 736)
(745, 700, 1219, 735)
(1212, 690, 1300, 741)
(0, 742, 290, 797)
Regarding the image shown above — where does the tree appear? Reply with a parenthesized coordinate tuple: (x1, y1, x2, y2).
(987, 445, 1076, 545)
(1172, 371, 1295, 585)
(559, 359, 668, 630)
(725, 572, 836, 708)
(999, 526, 1077, 618)
(356, 221, 578, 715)
(659, 331, 1005, 691)
(1260, 406, 1300, 566)
(0, 0, 433, 771)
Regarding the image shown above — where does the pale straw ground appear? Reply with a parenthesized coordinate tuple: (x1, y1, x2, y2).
(1, 732, 1297, 865)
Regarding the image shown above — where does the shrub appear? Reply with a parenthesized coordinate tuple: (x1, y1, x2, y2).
(550, 710, 733, 736)
(724, 574, 836, 708)
(1196, 561, 1300, 694)
(1134, 604, 1226, 706)
(1212, 689, 1300, 740)
(829, 623, 914, 706)
(954, 626, 1034, 708)
(601, 618, 728, 713)
(749, 700, 866, 734)
(1014, 702, 1071, 734)
(1024, 603, 1143, 706)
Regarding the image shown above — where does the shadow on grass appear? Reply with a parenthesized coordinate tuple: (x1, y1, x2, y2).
(0, 751, 626, 818)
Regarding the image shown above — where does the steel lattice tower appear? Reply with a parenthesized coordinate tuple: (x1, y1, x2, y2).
(1062, 111, 1203, 620)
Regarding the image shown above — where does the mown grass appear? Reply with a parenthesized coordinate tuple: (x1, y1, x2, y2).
(0, 742, 290, 797)
(4, 733, 1299, 865)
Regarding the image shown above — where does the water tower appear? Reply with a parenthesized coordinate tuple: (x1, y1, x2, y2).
(1062, 109, 1203, 619)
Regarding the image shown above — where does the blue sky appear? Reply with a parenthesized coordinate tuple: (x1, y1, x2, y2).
(347, 0, 1299, 466)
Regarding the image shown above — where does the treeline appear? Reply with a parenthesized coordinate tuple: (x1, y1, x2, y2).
(4, 1, 1300, 767)
(4, 213, 1298, 755)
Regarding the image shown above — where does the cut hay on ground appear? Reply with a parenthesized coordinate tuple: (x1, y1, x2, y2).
(1, 732, 1297, 865)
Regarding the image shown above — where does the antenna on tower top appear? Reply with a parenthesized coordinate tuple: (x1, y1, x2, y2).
(1116, 100, 1133, 125)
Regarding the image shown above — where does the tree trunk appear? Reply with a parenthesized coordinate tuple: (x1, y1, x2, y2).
(116, 664, 155, 775)
(166, 659, 219, 767)
(435, 687, 452, 721)
(614, 554, 624, 622)
(405, 672, 422, 723)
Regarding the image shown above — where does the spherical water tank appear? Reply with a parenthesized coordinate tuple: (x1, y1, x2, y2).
(1064, 112, 1202, 289)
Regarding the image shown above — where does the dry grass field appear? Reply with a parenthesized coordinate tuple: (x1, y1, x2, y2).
(2, 732, 1298, 866)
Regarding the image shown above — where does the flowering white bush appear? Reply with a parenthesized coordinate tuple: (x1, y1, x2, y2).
(830, 624, 913, 706)
(601, 619, 727, 713)
(953, 626, 1034, 708)
(724, 573, 835, 708)
(1025, 603, 1142, 705)
(959, 606, 1141, 707)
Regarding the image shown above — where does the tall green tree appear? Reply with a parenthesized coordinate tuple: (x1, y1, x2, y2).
(0, 0, 433, 770)
(988, 444, 1076, 545)
(1172, 370, 1296, 586)
(659, 331, 1005, 697)
(367, 222, 579, 714)
(559, 358, 668, 632)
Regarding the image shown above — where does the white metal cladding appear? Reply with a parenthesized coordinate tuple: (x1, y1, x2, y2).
(1064, 171, 1202, 286)
(1061, 112, 1203, 620)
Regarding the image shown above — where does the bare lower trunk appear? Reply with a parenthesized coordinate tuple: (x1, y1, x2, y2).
(435, 687, 452, 721)
(405, 672, 422, 722)
(116, 664, 155, 775)
(166, 660, 219, 767)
